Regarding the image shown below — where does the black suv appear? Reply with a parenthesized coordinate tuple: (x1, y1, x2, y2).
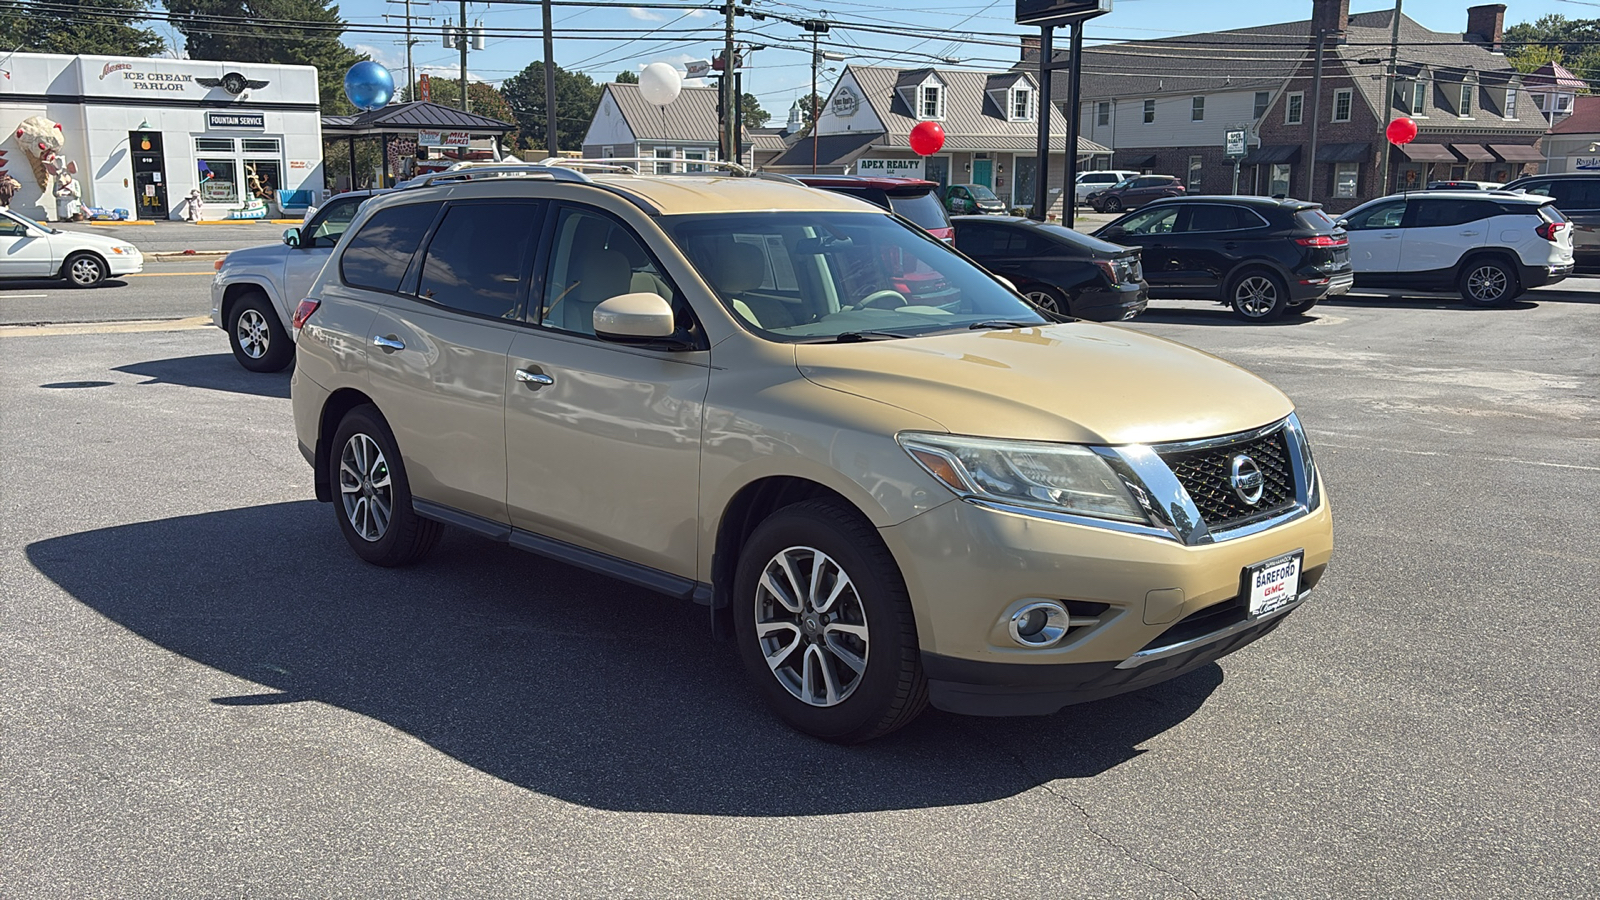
(1501, 173, 1600, 267)
(1093, 196, 1352, 322)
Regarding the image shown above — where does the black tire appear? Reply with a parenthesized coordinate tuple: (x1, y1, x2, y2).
(62, 252, 106, 288)
(1458, 257, 1519, 306)
(732, 500, 928, 743)
(1104, 197, 1123, 213)
(227, 292, 295, 372)
(1228, 269, 1290, 322)
(1023, 284, 1070, 316)
(1288, 295, 1320, 315)
(328, 404, 443, 567)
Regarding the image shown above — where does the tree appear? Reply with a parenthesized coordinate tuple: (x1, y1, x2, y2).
(500, 60, 602, 152)
(798, 92, 823, 125)
(412, 79, 519, 148)
(615, 70, 639, 84)
(739, 92, 770, 128)
(1, 0, 163, 56)
(1508, 43, 1564, 74)
(166, 0, 367, 112)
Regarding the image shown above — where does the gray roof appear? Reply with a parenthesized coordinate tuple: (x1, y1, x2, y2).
(768, 132, 882, 169)
(841, 65, 1107, 154)
(320, 101, 513, 135)
(604, 82, 732, 144)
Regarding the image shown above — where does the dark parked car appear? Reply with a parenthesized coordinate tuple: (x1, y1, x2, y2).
(944, 183, 1008, 216)
(953, 215, 1147, 321)
(1085, 175, 1185, 213)
(1501, 173, 1600, 267)
(796, 174, 955, 240)
(1092, 196, 1353, 322)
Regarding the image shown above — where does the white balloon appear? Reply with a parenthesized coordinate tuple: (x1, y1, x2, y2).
(638, 62, 683, 106)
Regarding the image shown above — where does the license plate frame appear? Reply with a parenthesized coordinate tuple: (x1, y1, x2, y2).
(1243, 551, 1303, 618)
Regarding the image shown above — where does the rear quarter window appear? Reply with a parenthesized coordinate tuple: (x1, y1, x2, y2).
(1538, 203, 1569, 224)
(340, 202, 441, 292)
(1294, 209, 1338, 231)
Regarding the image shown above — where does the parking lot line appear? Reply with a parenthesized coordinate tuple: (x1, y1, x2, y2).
(0, 315, 211, 337)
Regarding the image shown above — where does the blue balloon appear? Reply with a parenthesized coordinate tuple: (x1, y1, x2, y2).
(344, 61, 395, 111)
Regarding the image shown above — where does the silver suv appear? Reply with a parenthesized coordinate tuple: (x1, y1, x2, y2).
(211, 190, 383, 371)
(290, 162, 1332, 742)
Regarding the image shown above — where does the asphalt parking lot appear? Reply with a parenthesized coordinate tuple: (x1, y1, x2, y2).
(1, 275, 1596, 896)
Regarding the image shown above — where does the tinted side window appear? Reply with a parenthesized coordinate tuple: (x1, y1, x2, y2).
(1181, 204, 1251, 232)
(1118, 206, 1180, 235)
(416, 201, 540, 319)
(1411, 199, 1496, 228)
(1549, 179, 1600, 209)
(340, 202, 440, 292)
(954, 224, 998, 255)
(1346, 201, 1405, 229)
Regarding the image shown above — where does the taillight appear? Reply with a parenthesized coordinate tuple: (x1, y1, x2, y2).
(1094, 258, 1135, 283)
(1536, 221, 1568, 241)
(1295, 234, 1348, 248)
(214, 257, 226, 271)
(1093, 259, 1117, 283)
(291, 299, 320, 330)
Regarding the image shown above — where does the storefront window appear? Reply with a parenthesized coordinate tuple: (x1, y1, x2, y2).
(246, 160, 281, 203)
(1334, 163, 1358, 198)
(1269, 163, 1291, 197)
(198, 157, 238, 202)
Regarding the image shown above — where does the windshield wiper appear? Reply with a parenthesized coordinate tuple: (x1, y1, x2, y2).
(966, 320, 1039, 330)
(817, 330, 910, 343)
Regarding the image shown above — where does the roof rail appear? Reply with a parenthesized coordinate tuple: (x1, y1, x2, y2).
(536, 156, 756, 177)
(399, 164, 592, 189)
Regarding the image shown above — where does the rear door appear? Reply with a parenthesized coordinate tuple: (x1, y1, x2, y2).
(1399, 198, 1494, 279)
(283, 194, 369, 317)
(1167, 202, 1267, 295)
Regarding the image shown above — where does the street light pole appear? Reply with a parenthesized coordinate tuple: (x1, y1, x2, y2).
(1062, 20, 1084, 229)
(1032, 25, 1053, 221)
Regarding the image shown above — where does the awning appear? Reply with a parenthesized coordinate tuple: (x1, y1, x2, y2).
(1121, 153, 1156, 168)
(1396, 143, 1456, 162)
(1315, 142, 1370, 163)
(1490, 143, 1545, 163)
(1449, 143, 1495, 163)
(1242, 144, 1301, 165)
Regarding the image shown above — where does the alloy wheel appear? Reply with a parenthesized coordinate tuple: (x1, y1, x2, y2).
(70, 257, 103, 286)
(236, 309, 271, 359)
(754, 546, 870, 707)
(339, 433, 393, 542)
(1026, 291, 1061, 314)
(1466, 265, 1509, 303)
(1234, 276, 1279, 317)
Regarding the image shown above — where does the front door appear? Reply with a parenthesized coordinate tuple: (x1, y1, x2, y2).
(129, 131, 169, 220)
(1342, 198, 1407, 279)
(972, 158, 993, 189)
(505, 203, 710, 579)
(1100, 205, 1182, 290)
(0, 212, 56, 277)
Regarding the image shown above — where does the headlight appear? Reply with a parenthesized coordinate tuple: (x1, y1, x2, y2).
(111, 245, 138, 255)
(898, 432, 1150, 523)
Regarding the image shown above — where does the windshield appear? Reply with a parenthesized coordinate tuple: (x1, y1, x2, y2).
(887, 191, 952, 231)
(968, 185, 1000, 202)
(1110, 178, 1135, 190)
(663, 211, 1047, 342)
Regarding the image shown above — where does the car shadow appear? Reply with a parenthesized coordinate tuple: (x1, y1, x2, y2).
(0, 279, 130, 291)
(27, 500, 1222, 816)
(1136, 306, 1324, 326)
(1325, 295, 1539, 311)
(113, 353, 289, 399)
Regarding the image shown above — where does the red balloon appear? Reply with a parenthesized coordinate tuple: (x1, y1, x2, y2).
(909, 120, 946, 157)
(1386, 117, 1418, 146)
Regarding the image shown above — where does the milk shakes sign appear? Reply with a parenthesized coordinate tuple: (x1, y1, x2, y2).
(101, 62, 195, 91)
(857, 158, 926, 179)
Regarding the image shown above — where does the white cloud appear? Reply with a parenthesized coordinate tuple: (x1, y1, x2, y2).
(350, 43, 405, 72)
(628, 7, 665, 21)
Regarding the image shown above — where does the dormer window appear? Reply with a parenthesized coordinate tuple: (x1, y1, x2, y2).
(1011, 87, 1033, 121)
(1459, 82, 1473, 117)
(1414, 79, 1428, 115)
(920, 83, 945, 120)
(1504, 88, 1517, 119)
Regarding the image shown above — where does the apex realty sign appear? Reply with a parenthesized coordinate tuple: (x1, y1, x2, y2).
(856, 157, 925, 179)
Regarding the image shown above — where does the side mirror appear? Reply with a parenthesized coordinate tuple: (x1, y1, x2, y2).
(1335, 219, 1349, 230)
(593, 292, 677, 343)
(994, 275, 1019, 294)
(282, 227, 301, 248)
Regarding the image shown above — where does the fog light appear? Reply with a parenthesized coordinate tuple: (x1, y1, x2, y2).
(1008, 601, 1070, 647)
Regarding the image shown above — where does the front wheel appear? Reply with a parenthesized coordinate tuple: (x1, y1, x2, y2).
(1228, 270, 1290, 322)
(732, 501, 927, 743)
(1459, 258, 1519, 306)
(63, 252, 107, 288)
(227, 292, 294, 372)
(1104, 197, 1123, 213)
(328, 405, 443, 567)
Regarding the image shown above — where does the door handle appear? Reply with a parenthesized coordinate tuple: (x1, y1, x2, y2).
(515, 368, 555, 388)
(1380, 234, 1400, 240)
(1459, 230, 1480, 236)
(1223, 242, 1238, 250)
(372, 335, 405, 352)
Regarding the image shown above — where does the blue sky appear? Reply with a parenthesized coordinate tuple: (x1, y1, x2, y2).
(151, 0, 1579, 116)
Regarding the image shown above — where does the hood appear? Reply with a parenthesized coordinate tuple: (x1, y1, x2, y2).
(795, 323, 1293, 446)
(48, 226, 141, 253)
(976, 198, 1007, 209)
(217, 241, 290, 271)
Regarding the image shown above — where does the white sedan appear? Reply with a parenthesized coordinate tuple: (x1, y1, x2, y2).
(0, 208, 143, 287)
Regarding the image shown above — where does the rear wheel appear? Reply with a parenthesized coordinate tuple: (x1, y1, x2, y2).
(1024, 284, 1069, 315)
(227, 292, 294, 372)
(328, 405, 442, 567)
(732, 500, 927, 743)
(1228, 270, 1290, 322)
(1459, 257, 1519, 306)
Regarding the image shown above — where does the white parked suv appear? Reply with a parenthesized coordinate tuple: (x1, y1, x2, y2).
(210, 190, 383, 371)
(1339, 191, 1573, 305)
(0, 208, 143, 286)
(1074, 170, 1138, 205)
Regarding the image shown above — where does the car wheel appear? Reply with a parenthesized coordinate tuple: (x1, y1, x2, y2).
(1104, 197, 1122, 213)
(328, 404, 443, 567)
(1228, 270, 1290, 322)
(1459, 258, 1518, 306)
(1288, 296, 1320, 315)
(732, 500, 928, 743)
(63, 252, 107, 288)
(227, 292, 295, 372)
(1024, 285, 1070, 315)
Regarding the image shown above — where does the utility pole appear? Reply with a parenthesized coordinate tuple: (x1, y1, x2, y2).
(1032, 26, 1053, 221)
(405, 0, 414, 102)
(542, 0, 557, 156)
(803, 19, 829, 173)
(1379, 0, 1403, 194)
(722, 1, 736, 162)
(458, 0, 468, 111)
(1307, 28, 1326, 203)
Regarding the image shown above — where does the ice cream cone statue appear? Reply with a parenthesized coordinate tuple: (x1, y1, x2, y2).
(15, 115, 75, 220)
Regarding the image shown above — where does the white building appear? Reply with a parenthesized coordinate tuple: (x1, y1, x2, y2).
(1, 52, 324, 220)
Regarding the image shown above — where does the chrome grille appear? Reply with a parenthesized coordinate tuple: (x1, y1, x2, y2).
(1158, 429, 1296, 529)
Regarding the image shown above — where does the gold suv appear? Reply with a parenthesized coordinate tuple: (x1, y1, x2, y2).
(289, 162, 1332, 743)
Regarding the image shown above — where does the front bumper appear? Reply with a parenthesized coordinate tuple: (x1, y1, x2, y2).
(878, 484, 1333, 717)
(108, 252, 144, 277)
